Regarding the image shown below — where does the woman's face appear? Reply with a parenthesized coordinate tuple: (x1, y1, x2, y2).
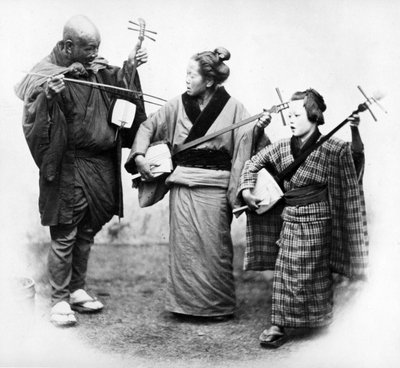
(185, 59, 211, 97)
(288, 99, 316, 140)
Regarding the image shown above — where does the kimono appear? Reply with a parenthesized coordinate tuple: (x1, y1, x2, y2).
(126, 86, 256, 316)
(238, 131, 368, 327)
(15, 41, 146, 230)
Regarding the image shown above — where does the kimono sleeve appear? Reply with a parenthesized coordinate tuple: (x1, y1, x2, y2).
(237, 143, 278, 197)
(227, 103, 252, 208)
(22, 92, 67, 182)
(124, 99, 179, 174)
(329, 143, 369, 278)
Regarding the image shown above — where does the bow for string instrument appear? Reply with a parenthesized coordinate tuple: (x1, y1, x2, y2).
(129, 101, 290, 180)
(23, 19, 163, 113)
(109, 18, 157, 138)
(23, 71, 166, 106)
(22, 18, 164, 145)
(233, 86, 387, 217)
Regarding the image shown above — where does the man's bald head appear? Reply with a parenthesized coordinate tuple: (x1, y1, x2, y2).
(63, 15, 101, 46)
(62, 15, 101, 66)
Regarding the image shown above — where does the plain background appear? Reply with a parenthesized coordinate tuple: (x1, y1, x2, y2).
(0, 0, 399, 366)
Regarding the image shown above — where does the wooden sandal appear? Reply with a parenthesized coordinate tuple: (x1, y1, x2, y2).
(50, 301, 77, 327)
(259, 326, 288, 348)
(70, 289, 104, 314)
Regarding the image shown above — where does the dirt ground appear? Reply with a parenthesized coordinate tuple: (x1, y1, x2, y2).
(22, 241, 356, 368)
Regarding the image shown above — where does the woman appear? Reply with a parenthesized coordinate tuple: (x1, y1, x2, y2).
(239, 89, 368, 347)
(125, 47, 268, 319)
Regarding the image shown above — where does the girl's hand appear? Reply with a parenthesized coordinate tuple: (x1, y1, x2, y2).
(242, 189, 262, 211)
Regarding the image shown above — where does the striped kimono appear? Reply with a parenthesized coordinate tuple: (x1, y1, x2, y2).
(238, 134, 368, 327)
(127, 87, 255, 316)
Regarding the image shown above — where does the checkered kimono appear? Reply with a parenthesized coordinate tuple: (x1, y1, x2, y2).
(238, 136, 368, 327)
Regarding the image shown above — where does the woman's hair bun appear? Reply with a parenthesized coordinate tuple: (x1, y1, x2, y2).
(214, 47, 231, 62)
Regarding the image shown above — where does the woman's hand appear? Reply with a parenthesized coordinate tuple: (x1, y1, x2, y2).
(135, 154, 155, 181)
(242, 189, 262, 211)
(256, 111, 272, 129)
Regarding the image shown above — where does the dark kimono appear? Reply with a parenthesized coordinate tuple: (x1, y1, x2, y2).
(15, 42, 146, 231)
(238, 134, 369, 327)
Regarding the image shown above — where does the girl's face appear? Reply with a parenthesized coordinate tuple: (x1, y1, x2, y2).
(288, 99, 316, 141)
(185, 59, 212, 97)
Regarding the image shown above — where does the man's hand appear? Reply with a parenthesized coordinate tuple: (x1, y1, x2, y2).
(45, 75, 65, 100)
(128, 47, 148, 67)
(242, 188, 262, 211)
(67, 62, 88, 77)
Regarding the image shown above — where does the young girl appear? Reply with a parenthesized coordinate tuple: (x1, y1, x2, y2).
(239, 89, 368, 347)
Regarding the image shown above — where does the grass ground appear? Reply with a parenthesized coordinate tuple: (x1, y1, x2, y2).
(28, 242, 285, 364)
(24, 241, 359, 367)
(79, 242, 276, 364)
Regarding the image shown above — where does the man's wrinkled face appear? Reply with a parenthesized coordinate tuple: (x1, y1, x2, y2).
(70, 35, 100, 67)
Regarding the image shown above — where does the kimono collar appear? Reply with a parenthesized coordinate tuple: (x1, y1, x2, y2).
(290, 127, 321, 159)
(182, 86, 231, 143)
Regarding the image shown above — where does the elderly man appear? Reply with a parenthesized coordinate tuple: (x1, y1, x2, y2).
(15, 15, 148, 326)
